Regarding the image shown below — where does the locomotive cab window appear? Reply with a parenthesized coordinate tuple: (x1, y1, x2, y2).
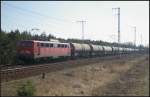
(19, 41, 32, 47)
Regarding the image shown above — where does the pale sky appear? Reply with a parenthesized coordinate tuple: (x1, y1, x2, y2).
(1, 1, 149, 46)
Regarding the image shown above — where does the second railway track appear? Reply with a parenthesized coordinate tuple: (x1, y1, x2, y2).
(1, 54, 141, 82)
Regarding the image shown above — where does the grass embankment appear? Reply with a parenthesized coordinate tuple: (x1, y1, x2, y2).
(92, 55, 149, 96)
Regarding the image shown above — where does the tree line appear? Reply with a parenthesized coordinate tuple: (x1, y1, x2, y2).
(0, 29, 56, 65)
(0, 29, 147, 65)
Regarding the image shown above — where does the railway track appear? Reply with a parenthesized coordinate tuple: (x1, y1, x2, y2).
(0, 54, 141, 82)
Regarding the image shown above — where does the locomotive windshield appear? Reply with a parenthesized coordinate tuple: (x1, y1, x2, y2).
(19, 41, 33, 47)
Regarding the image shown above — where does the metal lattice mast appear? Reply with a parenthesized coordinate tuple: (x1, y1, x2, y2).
(77, 20, 86, 41)
(112, 7, 120, 44)
(141, 33, 142, 46)
(133, 26, 136, 47)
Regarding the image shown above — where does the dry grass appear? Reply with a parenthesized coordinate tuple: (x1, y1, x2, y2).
(1, 54, 149, 96)
(92, 55, 149, 96)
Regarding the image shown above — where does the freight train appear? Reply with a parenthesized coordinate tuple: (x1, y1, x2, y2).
(17, 40, 139, 60)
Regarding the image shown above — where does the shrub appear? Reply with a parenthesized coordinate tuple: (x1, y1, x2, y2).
(17, 80, 36, 96)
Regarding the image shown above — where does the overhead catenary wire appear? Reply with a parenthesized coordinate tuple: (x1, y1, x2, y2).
(3, 3, 74, 24)
(3, 3, 76, 34)
(3, 11, 66, 34)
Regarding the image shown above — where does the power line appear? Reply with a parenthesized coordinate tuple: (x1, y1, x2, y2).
(4, 3, 73, 24)
(3, 12, 68, 35)
(5, 11, 63, 31)
(3, 3, 73, 33)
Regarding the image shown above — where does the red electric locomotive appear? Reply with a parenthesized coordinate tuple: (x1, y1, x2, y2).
(17, 40, 71, 60)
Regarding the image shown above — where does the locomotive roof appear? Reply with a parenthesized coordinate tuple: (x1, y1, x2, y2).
(20, 40, 70, 45)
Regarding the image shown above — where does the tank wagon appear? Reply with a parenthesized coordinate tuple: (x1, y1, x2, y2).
(103, 46, 113, 55)
(89, 44, 104, 56)
(70, 43, 91, 58)
(17, 40, 139, 60)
